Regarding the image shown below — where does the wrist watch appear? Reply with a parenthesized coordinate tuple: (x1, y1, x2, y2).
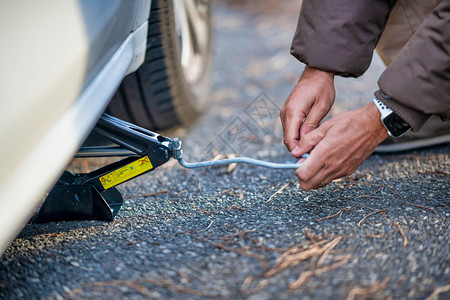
(373, 97, 411, 137)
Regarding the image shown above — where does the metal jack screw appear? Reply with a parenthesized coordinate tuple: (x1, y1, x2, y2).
(171, 137, 183, 160)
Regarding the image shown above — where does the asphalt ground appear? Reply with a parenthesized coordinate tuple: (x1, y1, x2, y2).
(1, 1, 449, 299)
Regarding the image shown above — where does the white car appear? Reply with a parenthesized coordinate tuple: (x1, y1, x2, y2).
(0, 0, 212, 254)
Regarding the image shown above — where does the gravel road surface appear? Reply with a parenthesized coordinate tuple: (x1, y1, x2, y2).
(1, 1, 449, 299)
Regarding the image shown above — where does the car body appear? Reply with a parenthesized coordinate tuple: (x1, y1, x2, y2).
(0, 0, 152, 254)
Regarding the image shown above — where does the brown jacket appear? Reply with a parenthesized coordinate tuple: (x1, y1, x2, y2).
(291, 0, 450, 131)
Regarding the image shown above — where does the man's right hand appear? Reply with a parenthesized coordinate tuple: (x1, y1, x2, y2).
(280, 66, 335, 157)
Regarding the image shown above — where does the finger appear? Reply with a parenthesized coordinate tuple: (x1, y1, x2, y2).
(295, 148, 336, 190)
(294, 153, 325, 190)
(293, 127, 330, 190)
(291, 127, 324, 157)
(299, 122, 318, 139)
(299, 101, 329, 138)
(293, 136, 324, 181)
(282, 108, 305, 152)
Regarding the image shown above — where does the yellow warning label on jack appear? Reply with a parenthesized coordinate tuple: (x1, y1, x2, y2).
(99, 156, 153, 190)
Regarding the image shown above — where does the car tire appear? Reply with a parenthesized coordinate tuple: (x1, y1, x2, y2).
(106, 0, 212, 130)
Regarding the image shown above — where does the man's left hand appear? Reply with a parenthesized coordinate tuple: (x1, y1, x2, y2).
(294, 102, 389, 190)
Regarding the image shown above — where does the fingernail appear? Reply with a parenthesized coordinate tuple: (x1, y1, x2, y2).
(292, 146, 299, 154)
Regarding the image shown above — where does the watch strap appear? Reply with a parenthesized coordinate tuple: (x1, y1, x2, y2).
(373, 97, 393, 119)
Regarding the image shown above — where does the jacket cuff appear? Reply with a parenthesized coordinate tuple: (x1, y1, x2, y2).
(374, 90, 430, 132)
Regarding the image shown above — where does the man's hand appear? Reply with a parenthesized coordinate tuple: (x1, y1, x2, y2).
(294, 103, 389, 190)
(280, 66, 335, 156)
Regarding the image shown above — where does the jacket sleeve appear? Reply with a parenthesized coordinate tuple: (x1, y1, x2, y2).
(290, 0, 397, 77)
(376, 0, 450, 131)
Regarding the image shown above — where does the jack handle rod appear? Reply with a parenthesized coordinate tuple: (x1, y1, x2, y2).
(171, 138, 308, 170)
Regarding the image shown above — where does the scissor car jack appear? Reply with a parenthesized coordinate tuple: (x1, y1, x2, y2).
(37, 114, 305, 222)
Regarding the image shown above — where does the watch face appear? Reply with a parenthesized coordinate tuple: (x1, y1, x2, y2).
(383, 113, 411, 137)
